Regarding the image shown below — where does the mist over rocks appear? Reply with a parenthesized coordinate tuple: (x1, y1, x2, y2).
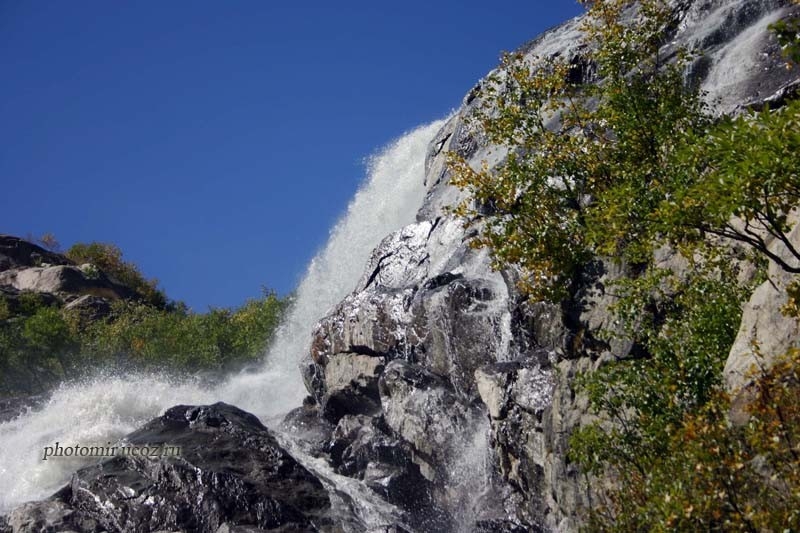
(4, 0, 800, 531)
(2, 403, 334, 533)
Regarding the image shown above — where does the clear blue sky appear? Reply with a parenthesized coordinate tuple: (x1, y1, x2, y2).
(1, 1, 583, 310)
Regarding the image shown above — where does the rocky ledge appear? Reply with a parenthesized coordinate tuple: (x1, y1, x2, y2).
(0, 235, 146, 317)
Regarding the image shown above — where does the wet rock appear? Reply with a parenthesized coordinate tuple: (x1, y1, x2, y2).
(322, 353, 385, 423)
(475, 359, 556, 421)
(328, 415, 431, 509)
(474, 360, 562, 525)
(5, 403, 333, 533)
(281, 398, 334, 456)
(5, 499, 91, 533)
(379, 360, 473, 480)
(410, 274, 514, 401)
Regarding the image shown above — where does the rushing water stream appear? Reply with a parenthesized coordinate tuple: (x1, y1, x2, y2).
(0, 118, 447, 518)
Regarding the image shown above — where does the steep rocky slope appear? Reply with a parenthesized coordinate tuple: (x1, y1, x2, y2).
(299, 0, 800, 530)
(3, 1, 799, 531)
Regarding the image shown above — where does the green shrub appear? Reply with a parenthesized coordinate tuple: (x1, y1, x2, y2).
(0, 280, 287, 394)
(576, 349, 800, 531)
(447, 0, 708, 299)
(66, 242, 167, 307)
(80, 290, 287, 372)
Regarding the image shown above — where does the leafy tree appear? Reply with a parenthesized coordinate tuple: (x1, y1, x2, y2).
(447, 0, 800, 528)
(659, 100, 800, 272)
(448, 0, 708, 299)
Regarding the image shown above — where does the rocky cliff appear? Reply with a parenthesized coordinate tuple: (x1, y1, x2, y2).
(3, 1, 800, 532)
(298, 0, 800, 530)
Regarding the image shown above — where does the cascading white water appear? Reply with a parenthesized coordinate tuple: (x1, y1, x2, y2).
(0, 118, 447, 514)
(215, 117, 447, 422)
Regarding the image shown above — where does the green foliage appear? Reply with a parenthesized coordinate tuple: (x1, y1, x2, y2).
(0, 236, 289, 396)
(0, 285, 287, 396)
(570, 259, 748, 476)
(659, 99, 800, 272)
(771, 6, 800, 67)
(65, 242, 167, 307)
(448, 0, 708, 299)
(0, 293, 77, 395)
(449, 0, 799, 290)
(578, 350, 800, 531)
(82, 290, 286, 372)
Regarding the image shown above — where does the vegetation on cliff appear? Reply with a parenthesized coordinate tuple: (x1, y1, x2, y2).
(448, 0, 800, 528)
(0, 239, 287, 397)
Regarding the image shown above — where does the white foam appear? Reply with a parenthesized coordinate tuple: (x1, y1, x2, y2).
(0, 117, 447, 512)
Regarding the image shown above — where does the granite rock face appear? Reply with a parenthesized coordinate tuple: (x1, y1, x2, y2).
(304, 1, 800, 530)
(725, 211, 800, 395)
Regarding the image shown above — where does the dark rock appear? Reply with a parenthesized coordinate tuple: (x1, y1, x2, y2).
(63, 295, 113, 321)
(5, 403, 332, 533)
(5, 498, 97, 533)
(280, 400, 334, 456)
(327, 415, 430, 508)
(0, 235, 70, 272)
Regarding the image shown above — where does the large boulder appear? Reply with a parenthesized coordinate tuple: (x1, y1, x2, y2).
(3, 403, 333, 533)
(0, 264, 136, 304)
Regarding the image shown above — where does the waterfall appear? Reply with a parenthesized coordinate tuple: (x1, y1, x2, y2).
(215, 117, 447, 422)
(0, 118, 447, 513)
